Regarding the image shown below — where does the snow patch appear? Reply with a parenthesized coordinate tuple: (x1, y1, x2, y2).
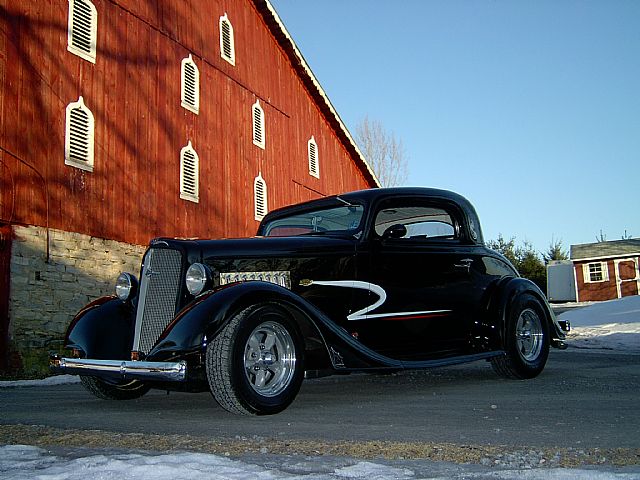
(1, 445, 639, 480)
(0, 375, 80, 388)
(334, 461, 414, 479)
(0, 445, 277, 480)
(559, 296, 640, 353)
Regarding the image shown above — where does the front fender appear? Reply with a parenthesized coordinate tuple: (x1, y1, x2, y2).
(146, 282, 318, 360)
(65, 296, 136, 360)
(146, 281, 404, 371)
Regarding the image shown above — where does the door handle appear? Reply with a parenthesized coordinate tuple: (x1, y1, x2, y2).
(453, 258, 473, 273)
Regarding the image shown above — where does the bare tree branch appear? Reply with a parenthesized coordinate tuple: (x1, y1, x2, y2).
(354, 116, 408, 187)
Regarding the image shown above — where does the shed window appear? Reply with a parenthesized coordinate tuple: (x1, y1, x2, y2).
(65, 96, 95, 172)
(252, 100, 265, 149)
(308, 136, 319, 178)
(219, 13, 236, 66)
(67, 0, 97, 63)
(254, 173, 268, 221)
(583, 262, 609, 283)
(180, 141, 199, 203)
(181, 54, 199, 114)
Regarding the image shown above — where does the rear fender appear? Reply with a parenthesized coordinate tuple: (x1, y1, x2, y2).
(65, 296, 136, 360)
(488, 277, 565, 349)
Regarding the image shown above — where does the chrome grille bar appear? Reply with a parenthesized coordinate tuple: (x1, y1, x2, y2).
(132, 248, 183, 354)
(219, 270, 291, 289)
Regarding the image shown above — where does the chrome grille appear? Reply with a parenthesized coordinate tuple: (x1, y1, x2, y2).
(133, 248, 183, 355)
(219, 271, 291, 289)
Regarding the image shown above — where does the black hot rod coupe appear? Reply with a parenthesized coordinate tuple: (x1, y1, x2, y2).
(51, 187, 569, 415)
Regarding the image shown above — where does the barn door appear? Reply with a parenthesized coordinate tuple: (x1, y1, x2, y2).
(0, 223, 11, 372)
(615, 258, 639, 298)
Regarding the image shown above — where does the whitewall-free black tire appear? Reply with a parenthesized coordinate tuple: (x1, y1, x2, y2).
(206, 303, 304, 415)
(491, 293, 550, 379)
(80, 376, 150, 400)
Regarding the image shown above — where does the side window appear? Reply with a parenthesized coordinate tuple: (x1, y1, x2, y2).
(374, 203, 457, 241)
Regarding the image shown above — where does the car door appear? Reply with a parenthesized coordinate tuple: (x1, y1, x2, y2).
(353, 197, 482, 361)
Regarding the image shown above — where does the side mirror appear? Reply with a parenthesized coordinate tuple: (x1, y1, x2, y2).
(382, 224, 407, 239)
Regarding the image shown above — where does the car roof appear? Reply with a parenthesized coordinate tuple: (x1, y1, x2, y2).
(338, 187, 470, 204)
(261, 187, 485, 244)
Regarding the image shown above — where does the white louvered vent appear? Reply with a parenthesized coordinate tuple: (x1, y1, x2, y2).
(181, 54, 199, 114)
(67, 0, 97, 63)
(219, 13, 235, 66)
(254, 173, 268, 221)
(65, 96, 95, 172)
(308, 136, 319, 178)
(180, 141, 199, 203)
(252, 100, 265, 149)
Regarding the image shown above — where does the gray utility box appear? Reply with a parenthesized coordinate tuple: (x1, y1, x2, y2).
(546, 260, 577, 302)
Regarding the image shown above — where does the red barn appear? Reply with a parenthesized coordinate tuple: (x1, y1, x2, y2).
(0, 0, 378, 375)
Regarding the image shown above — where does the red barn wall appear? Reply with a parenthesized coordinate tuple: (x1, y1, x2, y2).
(0, 0, 376, 375)
(0, 0, 375, 246)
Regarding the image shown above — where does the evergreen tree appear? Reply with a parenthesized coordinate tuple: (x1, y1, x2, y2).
(517, 241, 546, 291)
(486, 235, 517, 266)
(488, 235, 546, 292)
(543, 238, 569, 264)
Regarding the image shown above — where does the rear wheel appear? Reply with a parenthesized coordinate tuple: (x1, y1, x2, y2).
(206, 303, 304, 415)
(80, 376, 150, 400)
(491, 294, 549, 379)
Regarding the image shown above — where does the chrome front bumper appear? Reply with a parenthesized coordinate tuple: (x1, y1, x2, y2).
(50, 355, 187, 382)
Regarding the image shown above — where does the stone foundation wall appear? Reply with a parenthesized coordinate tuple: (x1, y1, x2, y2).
(8, 225, 146, 376)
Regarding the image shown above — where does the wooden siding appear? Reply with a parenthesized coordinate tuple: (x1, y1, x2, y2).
(0, 0, 375, 246)
(574, 261, 618, 302)
(573, 258, 640, 302)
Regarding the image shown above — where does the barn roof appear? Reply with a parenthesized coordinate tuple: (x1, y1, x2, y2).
(570, 239, 640, 261)
(255, 0, 380, 188)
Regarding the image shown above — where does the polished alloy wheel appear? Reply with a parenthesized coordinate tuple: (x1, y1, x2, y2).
(243, 321, 296, 397)
(515, 308, 544, 362)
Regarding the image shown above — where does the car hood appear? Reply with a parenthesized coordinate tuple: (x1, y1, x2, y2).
(151, 235, 357, 261)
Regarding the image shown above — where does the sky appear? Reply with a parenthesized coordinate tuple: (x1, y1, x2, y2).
(268, 0, 640, 254)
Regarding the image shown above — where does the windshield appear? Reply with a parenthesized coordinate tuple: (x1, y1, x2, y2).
(262, 204, 365, 237)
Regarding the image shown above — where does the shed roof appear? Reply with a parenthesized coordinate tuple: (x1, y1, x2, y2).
(255, 0, 380, 188)
(570, 239, 640, 261)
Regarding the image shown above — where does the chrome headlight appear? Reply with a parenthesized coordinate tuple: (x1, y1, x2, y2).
(115, 272, 138, 301)
(185, 263, 211, 296)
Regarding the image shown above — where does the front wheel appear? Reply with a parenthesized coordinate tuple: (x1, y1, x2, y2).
(491, 294, 550, 379)
(206, 303, 304, 415)
(80, 376, 150, 400)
